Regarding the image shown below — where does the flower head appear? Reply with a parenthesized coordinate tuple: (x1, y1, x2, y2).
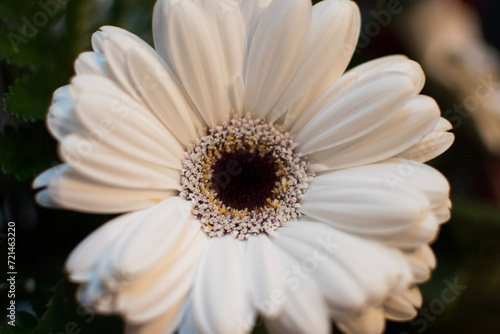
(34, 0, 454, 333)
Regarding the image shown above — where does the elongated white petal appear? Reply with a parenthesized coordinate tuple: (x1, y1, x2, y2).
(124, 297, 185, 334)
(46, 87, 80, 140)
(165, 0, 233, 126)
(271, 0, 359, 122)
(385, 214, 439, 248)
(305, 95, 441, 170)
(75, 51, 112, 77)
(348, 55, 426, 93)
(302, 160, 450, 246)
(42, 170, 175, 213)
(178, 296, 203, 334)
(192, 236, 256, 334)
(192, 0, 247, 83)
(398, 117, 455, 162)
(65, 209, 145, 282)
(109, 197, 192, 278)
(244, 0, 311, 119)
(265, 258, 330, 334)
(384, 287, 422, 321)
(336, 307, 386, 334)
(238, 0, 272, 41)
(301, 167, 429, 239)
(125, 47, 202, 146)
(245, 235, 286, 317)
(69, 79, 184, 169)
(294, 72, 415, 154)
(60, 135, 180, 191)
(404, 245, 437, 283)
(91, 26, 147, 54)
(279, 0, 361, 125)
(289, 55, 425, 132)
(118, 217, 209, 323)
(275, 221, 413, 314)
(33, 165, 68, 189)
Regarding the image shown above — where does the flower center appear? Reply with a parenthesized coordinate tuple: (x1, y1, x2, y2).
(180, 117, 312, 240)
(211, 149, 278, 211)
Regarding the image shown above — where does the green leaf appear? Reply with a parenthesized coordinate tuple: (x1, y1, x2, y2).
(0, 124, 58, 181)
(4, 73, 56, 122)
(0, 0, 70, 68)
(31, 278, 124, 334)
(0, 27, 49, 68)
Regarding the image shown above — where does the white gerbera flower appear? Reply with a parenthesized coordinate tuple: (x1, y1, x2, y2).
(34, 0, 454, 333)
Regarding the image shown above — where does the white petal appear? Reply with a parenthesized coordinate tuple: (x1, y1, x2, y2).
(77, 278, 115, 314)
(91, 29, 203, 145)
(33, 164, 68, 189)
(90, 26, 173, 113)
(74, 51, 112, 77)
(238, 0, 272, 41)
(60, 135, 180, 191)
(124, 297, 185, 334)
(404, 245, 437, 283)
(245, 235, 286, 317)
(288, 55, 424, 132)
(69, 78, 184, 168)
(42, 170, 175, 213)
(91, 26, 140, 53)
(301, 162, 430, 240)
(34, 189, 54, 208)
(110, 197, 192, 278)
(118, 216, 209, 323)
(433, 199, 452, 222)
(178, 296, 202, 334)
(274, 221, 413, 314)
(397, 117, 455, 162)
(386, 214, 441, 249)
(244, 0, 311, 119)
(344, 55, 426, 93)
(294, 72, 415, 154)
(382, 159, 451, 209)
(402, 286, 424, 307)
(65, 209, 145, 282)
(304, 160, 450, 248)
(52, 85, 71, 103)
(265, 273, 330, 334)
(286, 71, 358, 133)
(125, 46, 202, 146)
(46, 87, 80, 141)
(196, 0, 246, 83)
(163, 0, 232, 126)
(192, 236, 256, 334)
(383, 287, 422, 321)
(68, 200, 207, 328)
(335, 307, 386, 334)
(92, 25, 151, 56)
(277, 0, 360, 125)
(306, 95, 441, 170)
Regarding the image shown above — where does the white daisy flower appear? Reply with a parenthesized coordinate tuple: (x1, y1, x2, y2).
(34, 0, 454, 333)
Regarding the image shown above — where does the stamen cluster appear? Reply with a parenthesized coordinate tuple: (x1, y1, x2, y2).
(180, 117, 312, 240)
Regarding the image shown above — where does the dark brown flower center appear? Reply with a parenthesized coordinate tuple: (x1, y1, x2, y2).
(211, 149, 279, 211)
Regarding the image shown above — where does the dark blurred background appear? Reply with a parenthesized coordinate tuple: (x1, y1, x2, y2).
(1, 0, 500, 333)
